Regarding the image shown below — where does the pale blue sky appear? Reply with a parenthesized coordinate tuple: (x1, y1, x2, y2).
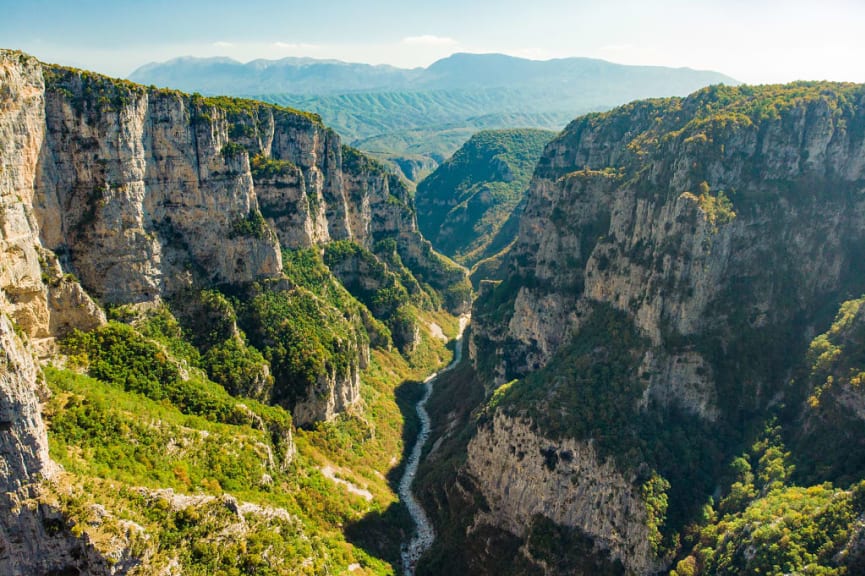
(2, 0, 863, 84)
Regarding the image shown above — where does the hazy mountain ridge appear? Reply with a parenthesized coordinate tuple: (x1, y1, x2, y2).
(129, 52, 737, 96)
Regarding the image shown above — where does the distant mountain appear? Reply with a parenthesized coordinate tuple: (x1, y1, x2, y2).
(129, 56, 419, 94)
(259, 90, 575, 180)
(130, 53, 736, 97)
(130, 53, 738, 180)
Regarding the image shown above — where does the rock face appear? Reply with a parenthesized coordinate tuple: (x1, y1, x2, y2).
(0, 314, 113, 576)
(467, 412, 654, 574)
(291, 330, 365, 426)
(31, 64, 468, 314)
(0, 313, 53, 494)
(462, 84, 865, 573)
(0, 50, 105, 348)
(0, 49, 111, 576)
(476, 87, 865, 416)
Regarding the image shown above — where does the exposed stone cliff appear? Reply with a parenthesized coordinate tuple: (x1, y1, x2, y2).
(0, 48, 467, 426)
(458, 83, 865, 573)
(0, 55, 110, 564)
(467, 412, 655, 574)
(33, 64, 465, 309)
(476, 86, 865, 417)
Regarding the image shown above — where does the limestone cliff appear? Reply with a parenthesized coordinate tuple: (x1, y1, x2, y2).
(467, 412, 655, 574)
(31, 63, 468, 313)
(476, 85, 865, 417)
(0, 50, 105, 349)
(457, 83, 865, 573)
(0, 48, 467, 428)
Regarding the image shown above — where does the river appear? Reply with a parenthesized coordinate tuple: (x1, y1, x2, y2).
(399, 315, 469, 576)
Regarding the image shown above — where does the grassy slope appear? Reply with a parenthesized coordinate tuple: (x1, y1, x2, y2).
(42, 243, 461, 575)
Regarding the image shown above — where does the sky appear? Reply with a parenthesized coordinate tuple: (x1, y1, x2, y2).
(1, 0, 864, 84)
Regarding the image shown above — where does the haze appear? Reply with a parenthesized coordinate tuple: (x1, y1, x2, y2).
(2, 0, 862, 84)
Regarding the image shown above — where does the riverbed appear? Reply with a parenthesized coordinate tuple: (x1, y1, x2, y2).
(399, 315, 469, 576)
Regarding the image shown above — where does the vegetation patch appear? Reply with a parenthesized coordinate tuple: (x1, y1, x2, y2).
(416, 129, 555, 267)
(251, 153, 297, 180)
(673, 426, 864, 576)
(228, 209, 270, 240)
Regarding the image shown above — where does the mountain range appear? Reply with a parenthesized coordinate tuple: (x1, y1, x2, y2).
(129, 52, 738, 97)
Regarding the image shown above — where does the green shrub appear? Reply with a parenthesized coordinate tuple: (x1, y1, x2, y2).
(228, 209, 270, 239)
(220, 141, 247, 159)
(250, 153, 296, 180)
(203, 337, 272, 400)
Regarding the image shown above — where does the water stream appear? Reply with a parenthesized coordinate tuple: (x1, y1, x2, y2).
(399, 315, 469, 576)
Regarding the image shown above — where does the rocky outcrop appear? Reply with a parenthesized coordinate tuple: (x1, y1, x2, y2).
(0, 313, 111, 575)
(0, 50, 105, 349)
(0, 50, 114, 574)
(467, 412, 655, 574)
(475, 86, 865, 417)
(292, 341, 365, 426)
(0, 314, 53, 493)
(34, 69, 286, 304)
(342, 149, 472, 314)
(24, 60, 468, 316)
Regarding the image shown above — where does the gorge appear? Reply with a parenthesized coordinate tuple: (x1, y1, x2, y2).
(399, 314, 468, 576)
(3, 44, 865, 576)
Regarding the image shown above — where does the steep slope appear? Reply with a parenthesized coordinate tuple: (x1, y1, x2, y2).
(0, 48, 114, 575)
(418, 82, 865, 575)
(29, 59, 468, 424)
(415, 129, 555, 269)
(36, 65, 468, 310)
(0, 49, 469, 574)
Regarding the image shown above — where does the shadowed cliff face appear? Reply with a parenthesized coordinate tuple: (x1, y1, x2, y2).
(476, 84, 865, 415)
(450, 83, 865, 574)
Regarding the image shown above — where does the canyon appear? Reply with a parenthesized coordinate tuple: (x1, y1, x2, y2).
(0, 48, 467, 574)
(3, 44, 865, 576)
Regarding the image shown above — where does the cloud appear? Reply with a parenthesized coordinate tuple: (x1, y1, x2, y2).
(401, 35, 458, 47)
(213, 41, 234, 48)
(272, 41, 318, 50)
